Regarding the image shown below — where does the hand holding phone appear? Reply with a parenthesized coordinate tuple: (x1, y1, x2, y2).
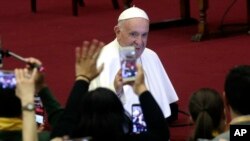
(0, 70, 45, 125)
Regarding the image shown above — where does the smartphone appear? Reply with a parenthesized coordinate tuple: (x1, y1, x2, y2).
(0, 70, 44, 124)
(132, 104, 147, 134)
(34, 96, 45, 125)
(119, 46, 137, 82)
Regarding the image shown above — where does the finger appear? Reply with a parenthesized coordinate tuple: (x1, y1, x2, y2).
(118, 69, 122, 76)
(15, 69, 21, 82)
(135, 64, 144, 84)
(24, 58, 42, 70)
(117, 69, 122, 80)
(17, 69, 25, 81)
(87, 39, 99, 58)
(75, 47, 81, 62)
(81, 41, 89, 59)
(31, 68, 38, 80)
(92, 41, 105, 60)
(24, 68, 31, 79)
(26, 57, 42, 66)
(98, 41, 105, 48)
(136, 64, 143, 76)
(126, 81, 134, 86)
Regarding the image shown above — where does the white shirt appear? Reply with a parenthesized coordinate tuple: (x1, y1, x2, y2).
(89, 39, 179, 118)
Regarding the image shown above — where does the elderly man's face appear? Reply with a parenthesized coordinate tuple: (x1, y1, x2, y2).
(115, 18, 149, 58)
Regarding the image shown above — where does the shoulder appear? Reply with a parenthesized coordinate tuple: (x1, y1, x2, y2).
(144, 48, 157, 55)
(143, 48, 159, 58)
(98, 40, 119, 59)
(101, 39, 119, 53)
(141, 48, 162, 65)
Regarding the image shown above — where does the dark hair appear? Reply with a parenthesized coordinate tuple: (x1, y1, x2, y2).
(224, 65, 250, 115)
(188, 88, 225, 141)
(71, 87, 131, 141)
(0, 88, 21, 117)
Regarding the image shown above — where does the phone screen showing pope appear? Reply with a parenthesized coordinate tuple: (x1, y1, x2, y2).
(119, 46, 137, 82)
(132, 104, 147, 134)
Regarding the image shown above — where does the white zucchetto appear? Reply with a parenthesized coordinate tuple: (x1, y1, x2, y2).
(118, 6, 149, 21)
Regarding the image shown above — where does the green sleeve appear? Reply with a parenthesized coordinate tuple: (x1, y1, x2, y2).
(37, 87, 64, 128)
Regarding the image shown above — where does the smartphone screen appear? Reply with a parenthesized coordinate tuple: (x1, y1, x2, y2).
(132, 104, 147, 134)
(0, 70, 16, 91)
(119, 46, 137, 82)
(34, 96, 44, 125)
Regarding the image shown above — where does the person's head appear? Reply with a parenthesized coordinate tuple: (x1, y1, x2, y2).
(188, 88, 226, 141)
(224, 65, 250, 116)
(114, 7, 149, 58)
(71, 87, 131, 141)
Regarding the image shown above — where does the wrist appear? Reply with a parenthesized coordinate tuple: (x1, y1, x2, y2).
(137, 85, 147, 95)
(76, 75, 91, 83)
(21, 97, 34, 106)
(22, 103, 35, 112)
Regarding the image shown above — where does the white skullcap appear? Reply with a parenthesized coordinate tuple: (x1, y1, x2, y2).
(118, 6, 149, 21)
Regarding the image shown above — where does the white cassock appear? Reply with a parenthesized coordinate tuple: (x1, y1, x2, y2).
(89, 39, 179, 118)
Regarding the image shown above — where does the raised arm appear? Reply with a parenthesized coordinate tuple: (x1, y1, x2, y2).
(133, 64, 169, 141)
(25, 57, 64, 128)
(15, 68, 38, 141)
(50, 39, 105, 139)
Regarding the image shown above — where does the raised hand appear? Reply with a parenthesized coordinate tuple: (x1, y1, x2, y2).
(114, 64, 147, 96)
(15, 68, 37, 105)
(114, 69, 123, 94)
(24, 57, 46, 93)
(132, 64, 147, 95)
(75, 39, 105, 82)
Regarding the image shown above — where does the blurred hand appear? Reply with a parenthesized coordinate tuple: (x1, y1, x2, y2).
(15, 68, 37, 105)
(25, 57, 46, 93)
(24, 57, 42, 70)
(132, 64, 147, 95)
(114, 64, 147, 96)
(114, 69, 123, 94)
(75, 39, 105, 81)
